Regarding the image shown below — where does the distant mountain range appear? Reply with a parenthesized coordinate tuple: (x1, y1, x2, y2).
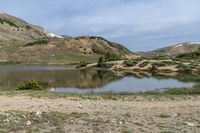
(143, 42, 200, 56)
(0, 12, 135, 64)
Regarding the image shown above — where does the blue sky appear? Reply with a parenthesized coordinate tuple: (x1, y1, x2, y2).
(0, 0, 200, 51)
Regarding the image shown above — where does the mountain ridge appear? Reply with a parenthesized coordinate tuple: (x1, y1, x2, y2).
(0, 12, 136, 65)
(0, 12, 63, 40)
(143, 41, 200, 56)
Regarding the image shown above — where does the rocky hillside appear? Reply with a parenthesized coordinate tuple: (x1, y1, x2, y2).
(0, 12, 135, 65)
(144, 42, 200, 56)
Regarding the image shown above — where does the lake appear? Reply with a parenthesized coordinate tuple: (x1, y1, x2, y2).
(0, 66, 198, 93)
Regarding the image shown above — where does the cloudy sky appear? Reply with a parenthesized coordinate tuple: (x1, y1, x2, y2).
(0, 0, 200, 51)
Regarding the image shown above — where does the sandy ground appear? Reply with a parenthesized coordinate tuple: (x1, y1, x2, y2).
(0, 95, 200, 132)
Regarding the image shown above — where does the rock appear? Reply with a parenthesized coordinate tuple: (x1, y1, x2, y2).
(111, 119, 116, 123)
(78, 103, 83, 109)
(3, 118, 10, 122)
(119, 121, 123, 125)
(26, 121, 32, 126)
(186, 122, 195, 127)
(50, 88, 55, 91)
(35, 111, 42, 117)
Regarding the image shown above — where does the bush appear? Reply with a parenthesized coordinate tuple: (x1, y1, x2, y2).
(150, 64, 158, 72)
(76, 61, 88, 68)
(97, 63, 113, 68)
(123, 60, 137, 67)
(98, 56, 106, 65)
(17, 79, 43, 90)
(23, 40, 49, 47)
(105, 52, 121, 61)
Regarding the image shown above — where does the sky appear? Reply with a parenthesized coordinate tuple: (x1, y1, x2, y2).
(0, 0, 200, 51)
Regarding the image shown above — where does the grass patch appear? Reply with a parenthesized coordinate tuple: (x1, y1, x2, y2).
(123, 130, 133, 133)
(164, 87, 200, 95)
(70, 112, 88, 118)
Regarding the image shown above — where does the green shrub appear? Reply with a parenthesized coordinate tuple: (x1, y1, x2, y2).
(105, 52, 121, 61)
(150, 64, 158, 72)
(17, 79, 43, 90)
(23, 40, 49, 47)
(123, 60, 137, 67)
(76, 61, 88, 68)
(98, 56, 106, 65)
(97, 63, 113, 68)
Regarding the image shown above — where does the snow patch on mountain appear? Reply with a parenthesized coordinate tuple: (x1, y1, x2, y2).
(44, 30, 63, 38)
(48, 32, 63, 38)
(174, 44, 183, 48)
(188, 41, 200, 45)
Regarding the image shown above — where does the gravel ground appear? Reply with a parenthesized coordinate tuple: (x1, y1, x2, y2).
(0, 95, 200, 132)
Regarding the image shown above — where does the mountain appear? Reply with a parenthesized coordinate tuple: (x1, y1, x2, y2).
(0, 12, 63, 40)
(144, 42, 200, 56)
(0, 12, 135, 65)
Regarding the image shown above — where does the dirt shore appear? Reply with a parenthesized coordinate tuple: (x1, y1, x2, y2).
(0, 95, 200, 132)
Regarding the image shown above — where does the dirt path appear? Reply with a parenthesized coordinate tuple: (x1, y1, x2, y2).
(1, 95, 200, 132)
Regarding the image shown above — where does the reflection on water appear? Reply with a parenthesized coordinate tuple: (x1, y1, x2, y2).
(0, 66, 198, 93)
(0, 66, 119, 90)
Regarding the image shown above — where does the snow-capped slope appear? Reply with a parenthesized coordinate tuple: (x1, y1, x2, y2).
(174, 44, 183, 48)
(188, 41, 200, 45)
(43, 30, 63, 38)
(47, 32, 63, 38)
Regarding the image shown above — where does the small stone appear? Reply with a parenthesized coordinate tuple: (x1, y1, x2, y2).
(173, 114, 178, 117)
(22, 115, 26, 118)
(111, 119, 116, 123)
(186, 122, 195, 127)
(78, 103, 83, 109)
(119, 121, 123, 125)
(35, 111, 42, 117)
(3, 118, 9, 122)
(26, 121, 32, 126)
(50, 88, 55, 91)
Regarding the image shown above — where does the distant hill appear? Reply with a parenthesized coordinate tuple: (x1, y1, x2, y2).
(0, 12, 63, 40)
(144, 42, 200, 56)
(0, 12, 136, 64)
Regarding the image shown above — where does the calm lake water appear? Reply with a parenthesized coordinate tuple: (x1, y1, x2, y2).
(0, 66, 197, 93)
